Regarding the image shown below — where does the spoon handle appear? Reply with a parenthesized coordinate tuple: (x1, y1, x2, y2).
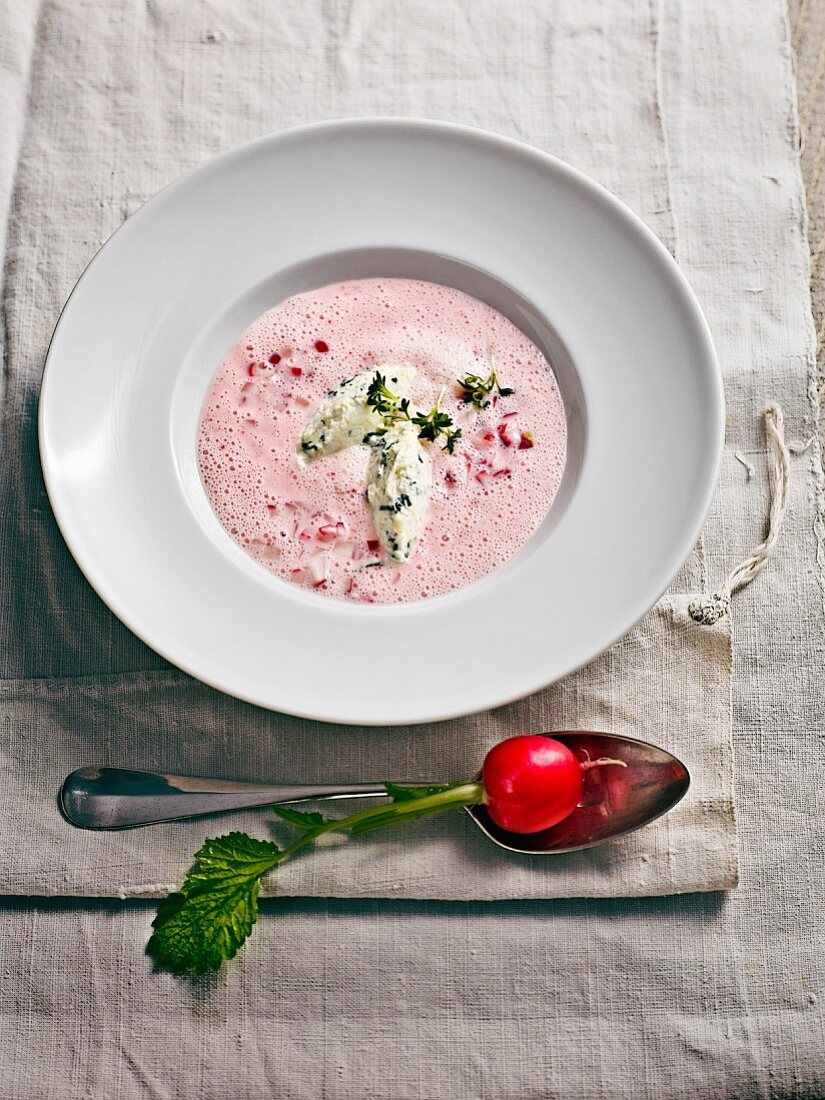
(60, 767, 390, 830)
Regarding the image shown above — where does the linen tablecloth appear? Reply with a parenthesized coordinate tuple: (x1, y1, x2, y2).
(1, 0, 823, 1097)
(0, 0, 739, 900)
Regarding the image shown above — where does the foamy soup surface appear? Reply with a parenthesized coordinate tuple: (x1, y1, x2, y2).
(198, 278, 566, 603)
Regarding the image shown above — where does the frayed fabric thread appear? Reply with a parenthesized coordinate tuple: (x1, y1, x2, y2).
(690, 404, 807, 625)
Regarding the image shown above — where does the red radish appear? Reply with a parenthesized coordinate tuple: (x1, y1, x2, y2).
(268, 353, 282, 365)
(367, 538, 381, 553)
(518, 431, 534, 450)
(481, 735, 625, 834)
(291, 366, 303, 377)
(497, 423, 514, 447)
(493, 468, 511, 478)
(314, 340, 329, 353)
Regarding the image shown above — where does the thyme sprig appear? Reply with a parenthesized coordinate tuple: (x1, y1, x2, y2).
(456, 352, 515, 409)
(366, 373, 462, 454)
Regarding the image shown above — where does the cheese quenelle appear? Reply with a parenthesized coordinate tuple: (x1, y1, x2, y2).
(197, 277, 567, 603)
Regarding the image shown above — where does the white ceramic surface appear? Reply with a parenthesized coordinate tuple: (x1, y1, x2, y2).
(39, 119, 723, 725)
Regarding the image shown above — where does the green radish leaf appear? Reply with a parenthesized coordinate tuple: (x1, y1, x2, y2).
(147, 832, 281, 975)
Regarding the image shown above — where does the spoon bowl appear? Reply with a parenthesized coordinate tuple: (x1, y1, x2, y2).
(60, 731, 689, 853)
(466, 731, 689, 854)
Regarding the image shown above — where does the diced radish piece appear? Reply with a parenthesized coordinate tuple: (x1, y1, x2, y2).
(314, 340, 329, 353)
(247, 363, 256, 377)
(444, 470, 457, 488)
(518, 432, 534, 449)
(285, 501, 301, 511)
(252, 541, 281, 561)
(295, 395, 311, 407)
(290, 568, 305, 584)
(318, 523, 340, 541)
(331, 540, 356, 562)
(268, 353, 282, 365)
(240, 381, 253, 394)
(475, 469, 489, 485)
(291, 366, 303, 377)
(307, 553, 328, 585)
(266, 504, 278, 514)
(497, 423, 514, 447)
(476, 431, 496, 449)
(502, 411, 518, 419)
(299, 530, 312, 541)
(367, 539, 381, 553)
(493, 468, 511, 478)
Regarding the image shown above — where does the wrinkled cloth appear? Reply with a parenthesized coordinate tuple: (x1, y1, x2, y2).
(0, 0, 822, 1097)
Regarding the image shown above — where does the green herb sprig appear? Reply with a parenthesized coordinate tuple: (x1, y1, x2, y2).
(411, 401, 461, 454)
(147, 781, 483, 975)
(366, 373, 461, 454)
(365, 373, 410, 419)
(456, 353, 515, 409)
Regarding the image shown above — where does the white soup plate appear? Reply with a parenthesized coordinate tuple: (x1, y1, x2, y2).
(39, 119, 723, 725)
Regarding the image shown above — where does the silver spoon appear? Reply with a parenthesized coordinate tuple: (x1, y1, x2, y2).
(59, 731, 689, 855)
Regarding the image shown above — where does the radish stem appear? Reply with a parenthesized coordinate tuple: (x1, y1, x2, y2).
(276, 781, 484, 865)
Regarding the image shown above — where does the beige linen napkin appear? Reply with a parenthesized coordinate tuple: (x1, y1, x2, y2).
(0, 592, 735, 899)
